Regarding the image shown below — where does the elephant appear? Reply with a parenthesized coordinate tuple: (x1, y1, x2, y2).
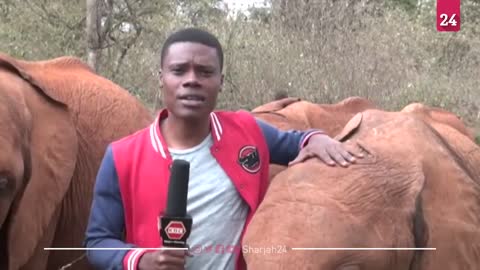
(0, 53, 153, 270)
(251, 97, 310, 131)
(401, 102, 476, 142)
(252, 96, 377, 181)
(252, 96, 302, 114)
(242, 108, 480, 269)
(252, 96, 377, 134)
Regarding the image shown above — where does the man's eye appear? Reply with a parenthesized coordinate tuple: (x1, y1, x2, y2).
(201, 70, 214, 76)
(170, 67, 184, 73)
(0, 174, 13, 192)
(0, 177, 7, 190)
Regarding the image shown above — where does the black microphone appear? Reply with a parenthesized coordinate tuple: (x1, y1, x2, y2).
(160, 159, 192, 248)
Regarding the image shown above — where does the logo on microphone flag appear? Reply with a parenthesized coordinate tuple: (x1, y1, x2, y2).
(164, 221, 186, 240)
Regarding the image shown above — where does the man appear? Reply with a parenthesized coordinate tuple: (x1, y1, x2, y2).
(84, 27, 362, 270)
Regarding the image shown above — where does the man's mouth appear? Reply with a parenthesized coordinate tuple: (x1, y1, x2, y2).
(178, 94, 206, 101)
(178, 94, 206, 108)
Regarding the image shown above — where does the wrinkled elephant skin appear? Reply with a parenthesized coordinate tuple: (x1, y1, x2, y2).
(252, 96, 377, 181)
(401, 102, 476, 141)
(0, 53, 153, 270)
(252, 96, 377, 136)
(243, 109, 480, 270)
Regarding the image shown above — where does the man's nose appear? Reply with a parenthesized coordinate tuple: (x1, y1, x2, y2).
(182, 70, 201, 87)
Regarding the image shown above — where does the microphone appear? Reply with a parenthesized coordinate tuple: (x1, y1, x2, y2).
(159, 159, 192, 248)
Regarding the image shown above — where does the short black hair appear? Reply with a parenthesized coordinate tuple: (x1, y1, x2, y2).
(160, 27, 224, 71)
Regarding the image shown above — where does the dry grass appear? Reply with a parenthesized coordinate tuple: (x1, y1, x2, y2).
(118, 1, 479, 141)
(1, 0, 478, 139)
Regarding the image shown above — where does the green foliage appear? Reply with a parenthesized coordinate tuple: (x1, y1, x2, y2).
(175, 0, 226, 26)
(384, 0, 419, 12)
(0, 0, 478, 133)
(0, 1, 85, 59)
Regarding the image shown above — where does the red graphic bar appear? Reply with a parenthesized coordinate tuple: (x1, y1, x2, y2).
(437, 0, 461, 32)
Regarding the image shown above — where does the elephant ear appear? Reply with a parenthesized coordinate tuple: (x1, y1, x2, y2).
(0, 52, 95, 105)
(334, 112, 363, 142)
(0, 55, 78, 269)
(409, 132, 480, 269)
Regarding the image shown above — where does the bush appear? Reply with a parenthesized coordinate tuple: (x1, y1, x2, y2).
(1, 0, 478, 133)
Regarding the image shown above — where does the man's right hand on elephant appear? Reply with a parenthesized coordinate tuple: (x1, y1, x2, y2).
(138, 249, 187, 270)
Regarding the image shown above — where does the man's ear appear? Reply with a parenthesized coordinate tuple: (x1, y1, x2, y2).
(220, 74, 224, 92)
(158, 70, 163, 88)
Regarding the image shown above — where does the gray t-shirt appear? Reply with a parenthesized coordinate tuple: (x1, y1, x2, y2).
(169, 134, 249, 270)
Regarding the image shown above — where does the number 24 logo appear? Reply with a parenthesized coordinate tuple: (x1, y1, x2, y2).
(439, 13, 457, 26)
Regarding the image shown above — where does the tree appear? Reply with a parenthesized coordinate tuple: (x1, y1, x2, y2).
(86, 0, 100, 70)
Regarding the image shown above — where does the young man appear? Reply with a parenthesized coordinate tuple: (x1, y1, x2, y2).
(84, 28, 362, 270)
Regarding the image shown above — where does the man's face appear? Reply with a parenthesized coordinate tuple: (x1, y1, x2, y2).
(160, 42, 223, 121)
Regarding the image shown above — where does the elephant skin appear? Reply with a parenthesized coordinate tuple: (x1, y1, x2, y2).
(252, 96, 377, 135)
(0, 53, 153, 270)
(242, 109, 480, 270)
(252, 96, 377, 181)
(401, 102, 476, 142)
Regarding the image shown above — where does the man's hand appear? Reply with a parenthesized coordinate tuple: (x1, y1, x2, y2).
(289, 134, 363, 167)
(138, 249, 187, 270)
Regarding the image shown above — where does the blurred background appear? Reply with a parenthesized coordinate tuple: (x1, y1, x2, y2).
(1, 0, 478, 141)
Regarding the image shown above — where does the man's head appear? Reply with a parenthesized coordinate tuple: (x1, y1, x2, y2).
(159, 27, 224, 121)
